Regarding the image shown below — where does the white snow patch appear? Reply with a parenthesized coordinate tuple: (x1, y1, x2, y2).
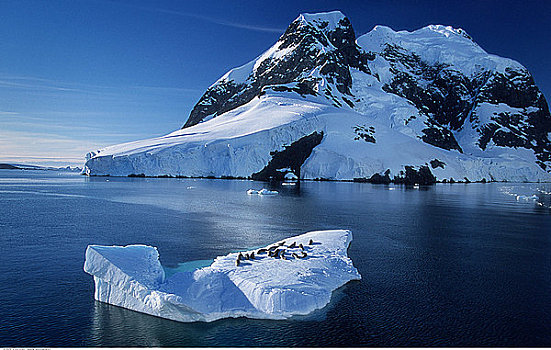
(299, 11, 347, 33)
(358, 24, 523, 77)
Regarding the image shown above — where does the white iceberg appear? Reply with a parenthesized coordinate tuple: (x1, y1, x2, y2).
(83, 230, 361, 322)
(247, 188, 278, 196)
(516, 194, 538, 201)
(284, 172, 298, 181)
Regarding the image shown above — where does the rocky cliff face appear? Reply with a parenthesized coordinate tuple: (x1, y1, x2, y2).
(374, 40, 551, 170)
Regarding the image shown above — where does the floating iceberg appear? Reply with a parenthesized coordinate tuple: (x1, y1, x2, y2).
(284, 172, 298, 181)
(247, 188, 278, 196)
(83, 230, 361, 322)
(516, 194, 538, 201)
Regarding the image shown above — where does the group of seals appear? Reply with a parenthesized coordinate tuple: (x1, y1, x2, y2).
(291, 251, 307, 259)
(234, 238, 318, 267)
(235, 251, 256, 266)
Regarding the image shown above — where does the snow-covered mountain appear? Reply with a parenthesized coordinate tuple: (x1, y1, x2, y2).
(85, 11, 551, 182)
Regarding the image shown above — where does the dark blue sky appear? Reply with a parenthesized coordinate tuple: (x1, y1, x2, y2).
(1, 0, 549, 166)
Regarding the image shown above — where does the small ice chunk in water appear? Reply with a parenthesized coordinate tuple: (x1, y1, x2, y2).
(247, 188, 278, 195)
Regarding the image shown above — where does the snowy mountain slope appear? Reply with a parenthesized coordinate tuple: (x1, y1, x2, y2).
(85, 11, 551, 182)
(183, 11, 370, 128)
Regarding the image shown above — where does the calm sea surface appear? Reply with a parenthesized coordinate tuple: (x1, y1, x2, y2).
(1, 170, 551, 346)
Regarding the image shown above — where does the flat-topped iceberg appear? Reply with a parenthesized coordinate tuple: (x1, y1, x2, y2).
(83, 230, 361, 322)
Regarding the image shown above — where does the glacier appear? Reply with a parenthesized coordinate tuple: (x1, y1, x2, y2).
(83, 229, 361, 322)
(84, 93, 550, 182)
(84, 11, 551, 182)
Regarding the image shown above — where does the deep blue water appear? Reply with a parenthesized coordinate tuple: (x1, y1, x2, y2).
(1, 170, 551, 347)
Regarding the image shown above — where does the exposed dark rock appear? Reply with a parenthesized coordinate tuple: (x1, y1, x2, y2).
(368, 169, 392, 184)
(421, 124, 462, 152)
(393, 165, 436, 185)
(379, 43, 551, 169)
(313, 177, 332, 181)
(381, 44, 483, 131)
(478, 67, 542, 108)
(128, 173, 145, 177)
(183, 13, 372, 128)
(220, 175, 247, 180)
(476, 70, 551, 169)
(477, 123, 501, 150)
(353, 125, 376, 143)
(252, 131, 324, 181)
(0, 164, 20, 169)
(429, 159, 446, 169)
(266, 80, 319, 97)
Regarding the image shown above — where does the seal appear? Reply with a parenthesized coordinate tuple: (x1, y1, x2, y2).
(257, 248, 267, 254)
(250, 252, 255, 260)
(288, 242, 296, 248)
(308, 239, 314, 245)
(235, 258, 240, 266)
(237, 252, 244, 260)
(299, 243, 304, 250)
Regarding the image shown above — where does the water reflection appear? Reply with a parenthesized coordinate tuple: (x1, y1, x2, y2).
(87, 283, 349, 347)
(90, 302, 192, 346)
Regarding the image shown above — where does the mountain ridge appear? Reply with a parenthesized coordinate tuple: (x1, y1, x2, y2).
(84, 11, 551, 182)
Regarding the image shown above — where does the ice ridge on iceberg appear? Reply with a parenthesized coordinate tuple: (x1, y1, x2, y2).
(83, 229, 361, 322)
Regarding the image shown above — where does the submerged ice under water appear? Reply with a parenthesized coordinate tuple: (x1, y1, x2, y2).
(1, 170, 551, 346)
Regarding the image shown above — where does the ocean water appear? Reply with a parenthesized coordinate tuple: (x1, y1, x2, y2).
(1, 170, 551, 347)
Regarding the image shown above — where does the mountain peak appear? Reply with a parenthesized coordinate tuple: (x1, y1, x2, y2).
(281, 10, 356, 52)
(297, 11, 347, 32)
(420, 24, 473, 40)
